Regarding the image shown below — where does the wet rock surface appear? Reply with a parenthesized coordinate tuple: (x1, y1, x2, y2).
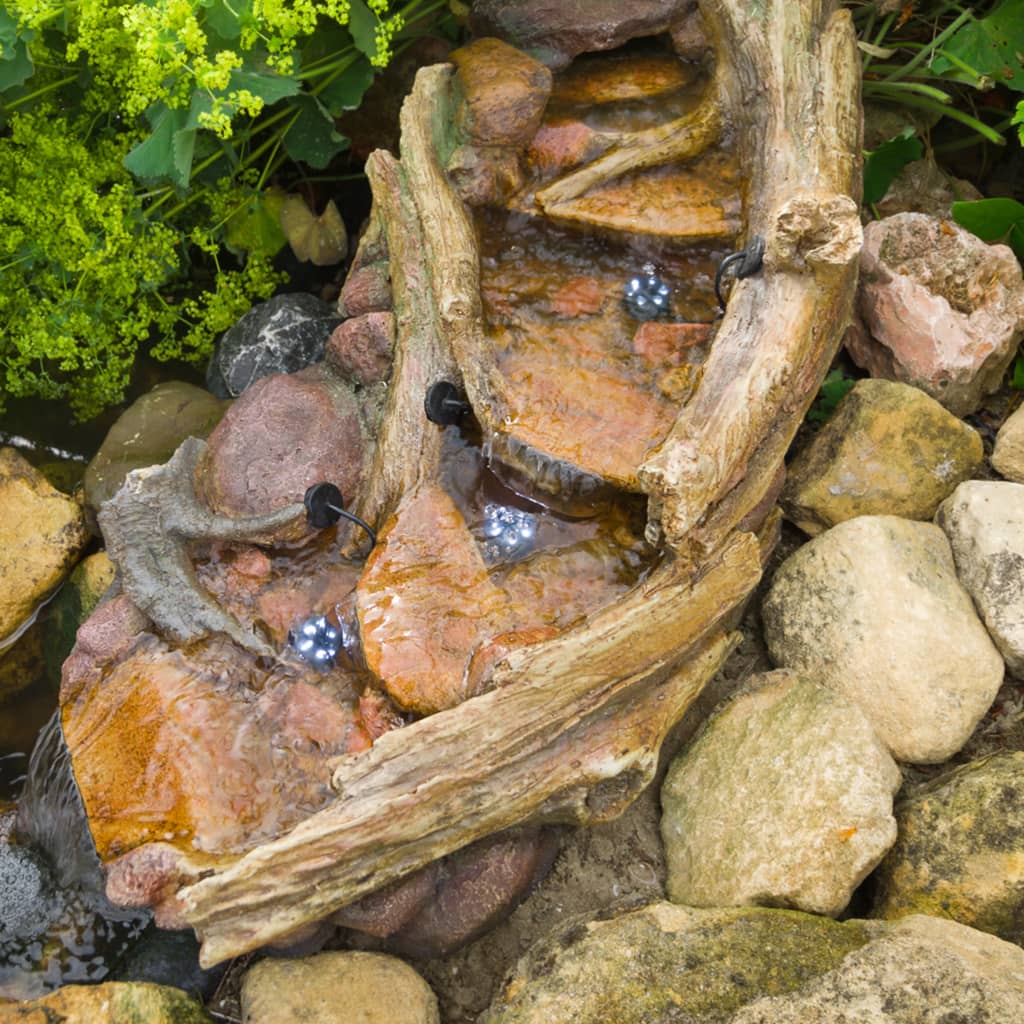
(206, 292, 341, 399)
(762, 515, 1005, 763)
(936, 480, 1024, 675)
(661, 670, 900, 917)
(240, 951, 440, 1024)
(0, 981, 211, 1022)
(848, 213, 1024, 416)
(872, 752, 1024, 945)
(83, 382, 230, 512)
(0, 448, 89, 642)
(782, 378, 983, 534)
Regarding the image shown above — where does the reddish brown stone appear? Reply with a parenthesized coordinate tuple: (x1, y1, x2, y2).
(526, 120, 603, 178)
(450, 38, 552, 148)
(105, 842, 185, 908)
(326, 312, 396, 386)
(332, 862, 441, 938)
(358, 688, 407, 741)
(337, 262, 393, 319)
(447, 144, 525, 207)
(200, 363, 371, 519)
(548, 277, 607, 318)
(358, 482, 513, 715)
(632, 320, 714, 366)
(389, 828, 560, 958)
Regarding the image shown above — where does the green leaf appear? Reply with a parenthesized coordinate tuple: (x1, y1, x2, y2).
(863, 129, 923, 206)
(228, 64, 302, 104)
(201, 0, 244, 41)
(124, 103, 196, 189)
(318, 57, 374, 116)
(225, 188, 287, 257)
(348, 0, 380, 62)
(951, 197, 1024, 264)
(932, 0, 1024, 92)
(1010, 354, 1024, 390)
(807, 368, 856, 423)
(282, 94, 349, 169)
(0, 35, 32, 89)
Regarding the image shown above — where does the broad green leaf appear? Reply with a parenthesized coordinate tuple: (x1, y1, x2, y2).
(282, 94, 349, 169)
(1011, 355, 1024, 389)
(318, 58, 374, 116)
(201, 0, 244, 40)
(0, 36, 32, 89)
(951, 197, 1024, 264)
(228, 65, 301, 104)
(225, 188, 287, 256)
(0, 8, 18, 51)
(863, 128, 923, 206)
(348, 0, 379, 62)
(932, 0, 1024, 91)
(124, 103, 196, 189)
(807, 368, 856, 423)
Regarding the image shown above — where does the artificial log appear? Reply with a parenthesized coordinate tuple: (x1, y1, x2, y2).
(172, 0, 862, 965)
(180, 532, 759, 964)
(639, 0, 863, 556)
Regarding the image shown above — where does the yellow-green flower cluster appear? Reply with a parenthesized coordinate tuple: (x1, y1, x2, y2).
(0, 106, 281, 419)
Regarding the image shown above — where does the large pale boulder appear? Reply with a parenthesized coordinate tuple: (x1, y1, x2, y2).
(0, 448, 89, 641)
(992, 401, 1024, 482)
(782, 378, 982, 534)
(482, 903, 1024, 1023)
(872, 752, 1024, 945)
(762, 515, 1004, 763)
(241, 951, 439, 1024)
(661, 671, 900, 916)
(936, 480, 1024, 674)
(847, 213, 1024, 416)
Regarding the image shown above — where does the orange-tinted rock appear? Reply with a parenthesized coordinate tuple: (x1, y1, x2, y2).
(357, 482, 512, 715)
(526, 120, 603, 178)
(450, 38, 553, 148)
(62, 635, 363, 861)
(632, 321, 714, 366)
(464, 626, 560, 697)
(358, 688, 407, 741)
(548, 277, 608, 317)
(550, 52, 699, 105)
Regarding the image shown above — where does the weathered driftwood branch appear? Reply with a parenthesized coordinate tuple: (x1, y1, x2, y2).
(535, 63, 725, 210)
(639, 0, 862, 555)
(98, 437, 305, 656)
(180, 531, 760, 964)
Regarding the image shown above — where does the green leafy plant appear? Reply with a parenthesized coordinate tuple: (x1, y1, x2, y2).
(807, 368, 857, 424)
(863, 126, 924, 205)
(951, 196, 1024, 261)
(0, 0, 448, 418)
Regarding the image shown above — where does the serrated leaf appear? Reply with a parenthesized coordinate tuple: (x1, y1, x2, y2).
(318, 58, 375, 116)
(0, 36, 31, 89)
(124, 103, 196, 188)
(348, 0, 380, 62)
(225, 188, 287, 256)
(932, 0, 1024, 91)
(951, 197, 1024, 264)
(863, 128, 923, 206)
(282, 94, 349, 169)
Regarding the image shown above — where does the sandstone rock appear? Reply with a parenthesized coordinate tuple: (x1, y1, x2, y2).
(83, 382, 229, 511)
(450, 38, 552, 148)
(762, 515, 1004, 763)
(241, 951, 439, 1024)
(730, 915, 1024, 1023)
(872, 752, 1024, 945)
(0, 448, 89, 641)
(482, 903, 1024, 1024)
(875, 157, 983, 219)
(358, 481, 512, 714)
(632, 321, 713, 367)
(782, 378, 983, 534)
(526, 120, 603, 178)
(992, 401, 1024, 482)
(199, 363, 373, 519)
(848, 213, 1024, 416)
(0, 982, 210, 1023)
(206, 292, 341, 399)
(936, 480, 1024, 675)
(446, 143, 525, 207)
(338, 262, 393, 318)
(661, 670, 900, 916)
(550, 51, 700, 105)
(389, 829, 559, 959)
(326, 311, 395, 385)
(470, 0, 696, 70)
(482, 903, 873, 1023)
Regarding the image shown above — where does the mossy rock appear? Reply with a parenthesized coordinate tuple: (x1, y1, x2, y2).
(0, 981, 211, 1022)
